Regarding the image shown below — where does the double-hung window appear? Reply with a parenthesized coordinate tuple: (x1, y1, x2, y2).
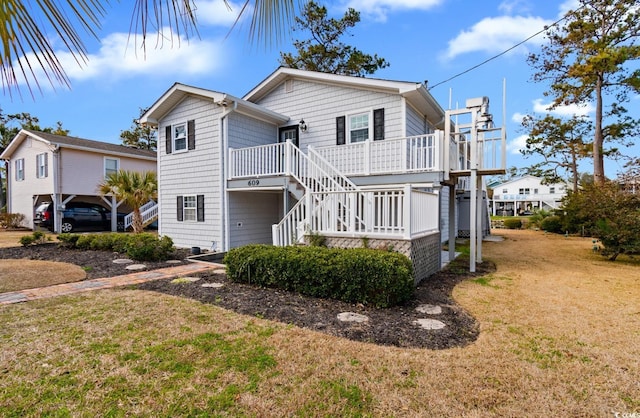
(349, 112, 370, 143)
(183, 195, 197, 221)
(36, 153, 48, 178)
(104, 157, 119, 178)
(15, 158, 25, 181)
(173, 123, 187, 152)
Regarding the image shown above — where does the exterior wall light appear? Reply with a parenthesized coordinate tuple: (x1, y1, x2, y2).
(299, 119, 307, 132)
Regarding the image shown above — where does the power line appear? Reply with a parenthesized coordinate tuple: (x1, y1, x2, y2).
(428, 10, 573, 91)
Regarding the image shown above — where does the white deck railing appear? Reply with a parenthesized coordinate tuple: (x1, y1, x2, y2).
(124, 200, 158, 230)
(449, 127, 505, 174)
(314, 133, 442, 176)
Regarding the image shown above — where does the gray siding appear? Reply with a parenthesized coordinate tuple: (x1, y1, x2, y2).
(227, 113, 278, 149)
(406, 104, 432, 136)
(158, 96, 222, 249)
(228, 191, 282, 248)
(255, 79, 404, 150)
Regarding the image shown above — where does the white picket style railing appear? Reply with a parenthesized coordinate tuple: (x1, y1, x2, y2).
(124, 200, 158, 230)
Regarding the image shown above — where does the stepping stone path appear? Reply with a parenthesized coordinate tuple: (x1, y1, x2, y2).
(113, 258, 133, 264)
(166, 260, 183, 264)
(337, 312, 369, 323)
(201, 282, 224, 288)
(125, 264, 147, 271)
(213, 268, 226, 275)
(170, 276, 201, 284)
(415, 304, 442, 315)
(413, 318, 446, 330)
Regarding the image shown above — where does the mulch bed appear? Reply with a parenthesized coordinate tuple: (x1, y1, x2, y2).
(0, 243, 495, 349)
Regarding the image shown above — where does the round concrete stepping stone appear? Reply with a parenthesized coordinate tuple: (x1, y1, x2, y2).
(113, 258, 133, 264)
(201, 282, 224, 288)
(170, 276, 201, 284)
(413, 318, 446, 330)
(415, 304, 442, 315)
(166, 259, 183, 264)
(337, 312, 369, 323)
(125, 264, 147, 271)
(213, 268, 226, 275)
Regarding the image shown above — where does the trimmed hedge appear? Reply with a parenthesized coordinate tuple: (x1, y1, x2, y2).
(224, 244, 415, 308)
(57, 232, 175, 262)
(503, 218, 522, 229)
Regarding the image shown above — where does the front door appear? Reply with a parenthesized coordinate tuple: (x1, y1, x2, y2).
(279, 126, 299, 147)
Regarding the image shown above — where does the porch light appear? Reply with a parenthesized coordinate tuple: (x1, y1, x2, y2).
(299, 119, 307, 132)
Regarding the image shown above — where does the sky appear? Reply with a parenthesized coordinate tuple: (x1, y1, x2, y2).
(2, 0, 639, 179)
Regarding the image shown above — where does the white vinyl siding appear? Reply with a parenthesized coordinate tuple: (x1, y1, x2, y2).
(228, 192, 281, 248)
(254, 78, 402, 151)
(158, 96, 221, 249)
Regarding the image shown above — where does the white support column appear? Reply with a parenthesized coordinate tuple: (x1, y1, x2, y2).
(476, 175, 483, 264)
(403, 184, 412, 240)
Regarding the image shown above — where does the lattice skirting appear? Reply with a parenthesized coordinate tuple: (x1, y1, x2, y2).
(315, 232, 441, 284)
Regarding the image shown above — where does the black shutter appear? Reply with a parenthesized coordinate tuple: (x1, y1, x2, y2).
(177, 196, 183, 221)
(373, 108, 385, 141)
(35, 155, 39, 177)
(336, 116, 346, 145)
(44, 153, 48, 177)
(187, 120, 196, 150)
(196, 194, 205, 222)
(165, 126, 172, 154)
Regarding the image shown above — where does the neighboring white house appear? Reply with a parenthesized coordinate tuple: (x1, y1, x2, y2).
(0, 129, 157, 232)
(490, 175, 569, 216)
(140, 67, 506, 281)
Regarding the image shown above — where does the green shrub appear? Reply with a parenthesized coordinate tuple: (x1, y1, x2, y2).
(503, 218, 522, 229)
(0, 213, 26, 229)
(125, 233, 174, 261)
(224, 245, 414, 308)
(89, 233, 118, 251)
(19, 235, 35, 246)
(57, 233, 81, 247)
(75, 234, 95, 250)
(19, 231, 47, 246)
(540, 215, 563, 233)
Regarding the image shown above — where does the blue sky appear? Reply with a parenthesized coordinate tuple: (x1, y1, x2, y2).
(2, 0, 638, 178)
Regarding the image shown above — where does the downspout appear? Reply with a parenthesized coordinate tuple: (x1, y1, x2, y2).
(52, 145, 61, 233)
(218, 96, 238, 252)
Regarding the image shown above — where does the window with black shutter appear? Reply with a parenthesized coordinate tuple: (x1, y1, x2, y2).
(165, 126, 172, 154)
(177, 196, 183, 221)
(187, 120, 196, 150)
(196, 195, 205, 222)
(336, 116, 346, 145)
(373, 108, 384, 141)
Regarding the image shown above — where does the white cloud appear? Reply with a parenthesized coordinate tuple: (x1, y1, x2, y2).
(15, 29, 225, 87)
(344, 0, 443, 22)
(508, 134, 528, 155)
(558, 0, 580, 17)
(532, 98, 594, 117)
(512, 112, 527, 123)
(196, 0, 246, 26)
(498, 0, 532, 15)
(443, 15, 551, 60)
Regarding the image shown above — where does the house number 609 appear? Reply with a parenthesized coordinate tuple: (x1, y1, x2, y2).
(248, 179, 260, 186)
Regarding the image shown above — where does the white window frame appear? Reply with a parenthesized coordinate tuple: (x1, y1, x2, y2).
(347, 110, 371, 143)
(183, 195, 197, 221)
(15, 158, 25, 181)
(173, 122, 188, 153)
(36, 153, 47, 178)
(104, 157, 120, 178)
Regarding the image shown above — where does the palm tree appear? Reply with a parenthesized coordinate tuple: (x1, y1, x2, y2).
(98, 170, 157, 233)
(1, 0, 297, 96)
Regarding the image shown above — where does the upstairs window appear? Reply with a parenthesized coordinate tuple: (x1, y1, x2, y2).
(36, 153, 48, 178)
(502, 188, 508, 194)
(166, 120, 196, 154)
(349, 113, 369, 143)
(550, 187, 555, 194)
(15, 158, 25, 181)
(104, 157, 119, 178)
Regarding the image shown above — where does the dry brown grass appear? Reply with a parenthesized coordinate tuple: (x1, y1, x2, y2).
(0, 229, 638, 417)
(0, 230, 42, 248)
(0, 260, 87, 293)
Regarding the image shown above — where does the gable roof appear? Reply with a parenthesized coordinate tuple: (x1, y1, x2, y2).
(243, 67, 446, 128)
(139, 82, 289, 126)
(0, 129, 156, 161)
